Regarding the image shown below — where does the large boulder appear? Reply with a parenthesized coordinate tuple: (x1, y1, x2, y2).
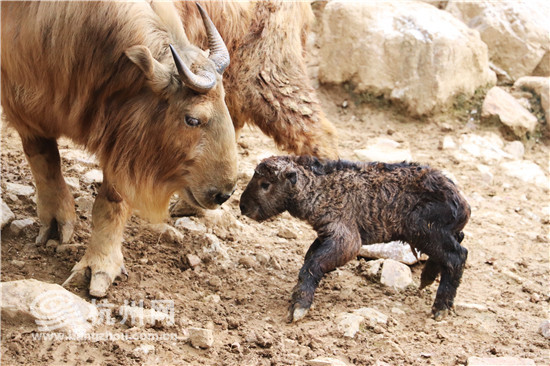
(318, 0, 495, 116)
(446, 0, 550, 80)
(514, 76, 550, 122)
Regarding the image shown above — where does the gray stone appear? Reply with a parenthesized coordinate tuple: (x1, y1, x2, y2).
(203, 233, 229, 260)
(132, 344, 155, 356)
(1, 199, 15, 229)
(514, 76, 549, 122)
(65, 177, 81, 192)
(148, 223, 184, 243)
(353, 307, 388, 325)
(186, 254, 201, 268)
(59, 149, 98, 167)
(456, 133, 510, 163)
(81, 169, 103, 184)
(336, 312, 364, 338)
(175, 217, 206, 234)
(10, 218, 35, 236)
(307, 357, 347, 366)
(238, 255, 256, 269)
(380, 259, 413, 291)
(467, 357, 535, 366)
(540, 319, 550, 339)
(476, 164, 494, 185)
(481, 87, 538, 138)
(442, 135, 457, 150)
(500, 160, 548, 189)
(5, 182, 34, 197)
(319, 0, 495, 116)
(354, 137, 412, 163)
(0, 279, 98, 336)
(10, 260, 25, 268)
(277, 226, 298, 239)
(188, 327, 214, 349)
(455, 302, 488, 312)
(503, 141, 525, 160)
(358, 241, 420, 265)
(362, 259, 385, 279)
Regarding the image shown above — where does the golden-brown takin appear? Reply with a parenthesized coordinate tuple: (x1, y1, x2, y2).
(176, 1, 339, 159)
(1, 1, 237, 297)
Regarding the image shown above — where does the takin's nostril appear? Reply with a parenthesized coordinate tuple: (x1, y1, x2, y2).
(214, 192, 231, 205)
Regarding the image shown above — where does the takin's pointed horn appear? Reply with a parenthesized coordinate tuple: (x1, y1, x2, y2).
(195, 2, 230, 74)
(169, 44, 216, 93)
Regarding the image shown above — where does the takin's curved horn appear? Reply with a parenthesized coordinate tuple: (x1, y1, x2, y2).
(195, 2, 230, 74)
(169, 44, 216, 93)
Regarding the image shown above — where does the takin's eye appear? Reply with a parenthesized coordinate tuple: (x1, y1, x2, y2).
(260, 182, 270, 191)
(185, 115, 201, 127)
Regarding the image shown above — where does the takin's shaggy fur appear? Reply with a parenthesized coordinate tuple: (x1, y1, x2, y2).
(240, 156, 471, 322)
(176, 1, 339, 159)
(1, 1, 237, 297)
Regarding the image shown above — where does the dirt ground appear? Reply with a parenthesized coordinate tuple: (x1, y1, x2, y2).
(1, 24, 550, 366)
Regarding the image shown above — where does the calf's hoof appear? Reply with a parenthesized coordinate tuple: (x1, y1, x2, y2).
(287, 302, 311, 323)
(36, 219, 75, 245)
(432, 306, 455, 321)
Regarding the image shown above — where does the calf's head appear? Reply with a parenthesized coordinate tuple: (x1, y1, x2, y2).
(240, 156, 299, 222)
(114, 3, 237, 220)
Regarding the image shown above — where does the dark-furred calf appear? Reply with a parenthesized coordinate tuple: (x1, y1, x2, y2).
(240, 156, 470, 322)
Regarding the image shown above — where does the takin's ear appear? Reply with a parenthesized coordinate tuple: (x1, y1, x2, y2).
(125, 45, 175, 95)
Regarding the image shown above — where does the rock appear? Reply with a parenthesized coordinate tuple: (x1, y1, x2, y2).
(59, 149, 98, 167)
(380, 259, 413, 291)
(0, 279, 98, 335)
(446, 0, 550, 80)
(56, 244, 84, 255)
(204, 294, 220, 304)
(391, 307, 405, 315)
(500, 160, 548, 189)
(203, 233, 229, 260)
(358, 241, 420, 265)
(514, 76, 550, 122)
(277, 226, 298, 239)
(188, 327, 214, 349)
(174, 217, 206, 234)
(456, 133, 511, 163)
(75, 196, 94, 215)
(354, 137, 412, 163)
(46, 239, 59, 249)
(148, 223, 184, 243)
(255, 253, 271, 266)
(455, 302, 488, 312)
(9, 218, 35, 236)
(1, 199, 15, 229)
(466, 356, 535, 366)
(117, 305, 172, 327)
(476, 164, 494, 185)
(442, 136, 457, 150)
(336, 312, 364, 338)
(185, 254, 201, 268)
(319, 1, 495, 116)
(133, 344, 155, 356)
(81, 169, 103, 184)
(353, 307, 388, 325)
(64, 177, 80, 192)
(5, 182, 34, 197)
(10, 260, 25, 268)
(481, 87, 538, 138)
(307, 357, 347, 366)
(503, 141, 525, 160)
(238, 255, 256, 269)
(533, 52, 550, 77)
(361, 259, 385, 279)
(540, 319, 550, 339)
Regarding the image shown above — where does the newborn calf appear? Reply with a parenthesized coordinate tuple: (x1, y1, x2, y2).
(240, 156, 470, 322)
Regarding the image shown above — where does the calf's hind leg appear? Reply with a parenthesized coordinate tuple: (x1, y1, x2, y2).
(64, 178, 130, 297)
(21, 136, 76, 244)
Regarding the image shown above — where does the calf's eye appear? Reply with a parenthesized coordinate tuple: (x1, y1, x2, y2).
(260, 182, 270, 190)
(185, 115, 201, 127)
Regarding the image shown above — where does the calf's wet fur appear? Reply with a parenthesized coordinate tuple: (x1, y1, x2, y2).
(240, 155, 470, 322)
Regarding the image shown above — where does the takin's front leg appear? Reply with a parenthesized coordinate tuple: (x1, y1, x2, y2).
(21, 137, 76, 244)
(288, 224, 360, 322)
(63, 178, 130, 297)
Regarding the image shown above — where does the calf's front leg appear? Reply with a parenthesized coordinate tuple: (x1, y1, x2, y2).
(63, 177, 130, 297)
(289, 223, 360, 322)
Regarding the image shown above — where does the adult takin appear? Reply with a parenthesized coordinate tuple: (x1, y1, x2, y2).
(1, 1, 238, 297)
(240, 156, 470, 322)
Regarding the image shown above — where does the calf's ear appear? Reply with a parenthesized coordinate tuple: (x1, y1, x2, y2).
(285, 170, 297, 185)
(126, 45, 175, 95)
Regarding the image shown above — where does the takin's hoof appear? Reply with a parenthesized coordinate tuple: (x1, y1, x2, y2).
(36, 219, 75, 245)
(287, 303, 310, 323)
(62, 257, 127, 297)
(432, 307, 455, 321)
